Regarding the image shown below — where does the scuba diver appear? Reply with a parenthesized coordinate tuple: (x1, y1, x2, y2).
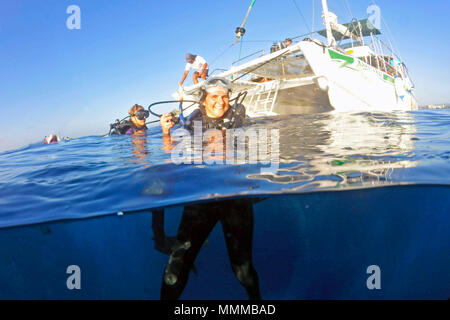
(159, 77, 261, 300)
(109, 104, 149, 135)
(161, 77, 246, 133)
(270, 37, 292, 53)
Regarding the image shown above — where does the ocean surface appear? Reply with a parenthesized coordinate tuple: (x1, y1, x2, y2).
(0, 109, 449, 299)
(0, 109, 449, 229)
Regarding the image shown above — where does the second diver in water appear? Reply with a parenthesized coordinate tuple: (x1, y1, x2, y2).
(110, 104, 149, 135)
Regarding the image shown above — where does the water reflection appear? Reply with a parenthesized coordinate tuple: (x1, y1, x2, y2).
(130, 131, 150, 167)
(246, 111, 418, 189)
(129, 111, 419, 201)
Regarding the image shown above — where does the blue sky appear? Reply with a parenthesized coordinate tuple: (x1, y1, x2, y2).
(1, 0, 449, 152)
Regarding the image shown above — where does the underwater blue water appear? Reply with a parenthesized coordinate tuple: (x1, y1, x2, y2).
(0, 110, 449, 229)
(0, 185, 448, 299)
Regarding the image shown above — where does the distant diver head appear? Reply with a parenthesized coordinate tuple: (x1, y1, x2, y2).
(44, 134, 60, 144)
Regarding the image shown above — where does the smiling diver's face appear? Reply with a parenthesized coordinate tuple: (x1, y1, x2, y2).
(203, 88, 230, 119)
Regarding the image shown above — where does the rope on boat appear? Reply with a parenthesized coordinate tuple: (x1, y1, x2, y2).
(209, 41, 238, 67)
(291, 0, 312, 32)
(210, 0, 257, 69)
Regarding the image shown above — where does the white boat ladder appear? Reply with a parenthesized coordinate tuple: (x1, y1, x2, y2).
(248, 80, 280, 115)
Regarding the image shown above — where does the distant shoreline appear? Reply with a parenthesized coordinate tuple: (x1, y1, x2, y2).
(419, 104, 449, 109)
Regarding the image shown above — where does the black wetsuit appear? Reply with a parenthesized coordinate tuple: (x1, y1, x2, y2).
(110, 120, 147, 135)
(161, 104, 261, 300)
(184, 103, 246, 131)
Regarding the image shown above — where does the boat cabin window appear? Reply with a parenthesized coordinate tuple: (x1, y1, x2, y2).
(249, 55, 314, 81)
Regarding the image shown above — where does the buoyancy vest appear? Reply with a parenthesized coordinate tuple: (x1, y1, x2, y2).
(184, 103, 246, 132)
(110, 120, 148, 135)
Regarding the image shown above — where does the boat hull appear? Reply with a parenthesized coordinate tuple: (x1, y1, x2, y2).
(299, 40, 418, 112)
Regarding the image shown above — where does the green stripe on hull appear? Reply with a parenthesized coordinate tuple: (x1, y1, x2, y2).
(328, 49, 354, 64)
(328, 49, 395, 84)
(383, 74, 395, 84)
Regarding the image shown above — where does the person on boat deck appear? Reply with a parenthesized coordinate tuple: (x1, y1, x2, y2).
(179, 53, 209, 86)
(270, 38, 292, 53)
(284, 38, 292, 47)
(110, 104, 148, 135)
(159, 77, 260, 300)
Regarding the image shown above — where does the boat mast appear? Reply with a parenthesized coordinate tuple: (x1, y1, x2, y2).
(321, 0, 335, 46)
(234, 0, 256, 44)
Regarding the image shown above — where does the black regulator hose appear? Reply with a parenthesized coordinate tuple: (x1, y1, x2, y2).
(107, 91, 249, 134)
(147, 100, 199, 118)
(147, 92, 247, 119)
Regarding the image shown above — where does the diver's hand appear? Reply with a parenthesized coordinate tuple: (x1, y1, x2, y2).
(160, 113, 175, 135)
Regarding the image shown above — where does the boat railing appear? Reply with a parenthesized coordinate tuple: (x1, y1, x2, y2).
(232, 49, 266, 67)
(208, 68, 228, 77)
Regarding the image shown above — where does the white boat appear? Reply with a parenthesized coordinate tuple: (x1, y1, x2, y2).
(173, 0, 418, 116)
